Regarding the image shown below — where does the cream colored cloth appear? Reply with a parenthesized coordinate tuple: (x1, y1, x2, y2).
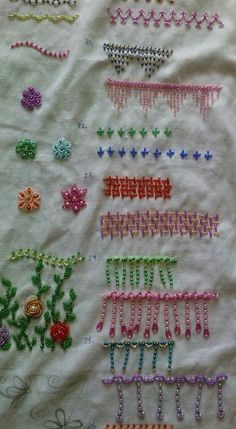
(0, 0, 235, 428)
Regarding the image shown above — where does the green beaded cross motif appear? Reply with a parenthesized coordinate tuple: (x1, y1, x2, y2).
(96, 127, 172, 139)
(103, 340, 175, 372)
(105, 256, 177, 289)
(0, 250, 84, 352)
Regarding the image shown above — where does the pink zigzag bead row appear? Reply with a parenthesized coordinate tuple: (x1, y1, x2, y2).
(105, 79, 222, 117)
(108, 8, 224, 29)
(96, 291, 219, 339)
(100, 210, 220, 239)
(11, 41, 70, 59)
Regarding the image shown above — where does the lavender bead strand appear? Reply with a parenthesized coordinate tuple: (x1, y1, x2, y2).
(136, 381, 145, 418)
(156, 381, 163, 420)
(116, 382, 123, 423)
(195, 382, 203, 420)
(217, 381, 225, 419)
(175, 382, 184, 419)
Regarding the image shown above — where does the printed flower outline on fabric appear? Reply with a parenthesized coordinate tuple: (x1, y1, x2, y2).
(53, 138, 72, 161)
(21, 87, 42, 111)
(50, 322, 70, 343)
(18, 186, 41, 213)
(24, 295, 43, 318)
(44, 408, 83, 429)
(61, 184, 87, 214)
(16, 139, 37, 160)
(0, 326, 10, 347)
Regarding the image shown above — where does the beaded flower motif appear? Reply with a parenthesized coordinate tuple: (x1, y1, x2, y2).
(53, 138, 72, 160)
(16, 139, 37, 159)
(21, 87, 42, 111)
(18, 186, 41, 212)
(61, 184, 87, 214)
(24, 296, 43, 318)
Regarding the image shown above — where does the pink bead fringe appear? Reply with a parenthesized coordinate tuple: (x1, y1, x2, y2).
(105, 79, 222, 117)
(11, 41, 70, 59)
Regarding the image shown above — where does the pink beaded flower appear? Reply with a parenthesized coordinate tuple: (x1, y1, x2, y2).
(21, 86, 42, 111)
(61, 184, 87, 214)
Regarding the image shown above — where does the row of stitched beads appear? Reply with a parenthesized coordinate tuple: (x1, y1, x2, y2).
(103, 340, 175, 372)
(105, 256, 177, 289)
(96, 127, 172, 138)
(16, 138, 72, 160)
(97, 147, 213, 160)
(103, 177, 172, 199)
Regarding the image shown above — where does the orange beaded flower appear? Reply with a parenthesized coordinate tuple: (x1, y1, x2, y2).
(18, 186, 41, 212)
(24, 295, 43, 318)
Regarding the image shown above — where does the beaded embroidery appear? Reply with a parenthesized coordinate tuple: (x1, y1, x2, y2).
(105, 256, 177, 289)
(105, 79, 222, 118)
(21, 87, 42, 111)
(97, 147, 213, 160)
(53, 138, 72, 160)
(100, 210, 220, 239)
(103, 177, 172, 199)
(9, 248, 84, 267)
(16, 139, 37, 159)
(97, 127, 172, 138)
(108, 9, 224, 29)
(96, 291, 219, 339)
(104, 340, 175, 372)
(8, 13, 79, 23)
(61, 184, 87, 214)
(12, 0, 77, 5)
(0, 251, 83, 351)
(103, 426, 174, 429)
(103, 374, 227, 421)
(11, 41, 70, 59)
(103, 43, 173, 77)
(18, 186, 41, 212)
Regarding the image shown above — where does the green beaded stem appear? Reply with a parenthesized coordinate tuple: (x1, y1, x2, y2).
(130, 260, 135, 289)
(114, 261, 120, 289)
(167, 267, 174, 288)
(159, 267, 167, 287)
(110, 343, 115, 371)
(135, 260, 140, 288)
(168, 341, 174, 371)
(152, 344, 159, 371)
(9, 249, 84, 268)
(105, 260, 111, 287)
(122, 343, 130, 371)
(137, 344, 145, 372)
(122, 260, 127, 288)
(144, 262, 149, 288)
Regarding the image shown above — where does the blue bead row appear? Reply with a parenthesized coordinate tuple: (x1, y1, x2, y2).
(97, 147, 213, 160)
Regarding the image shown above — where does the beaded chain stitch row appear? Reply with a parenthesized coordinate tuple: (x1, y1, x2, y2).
(9, 249, 84, 267)
(103, 425, 174, 429)
(100, 210, 220, 239)
(105, 79, 222, 117)
(10, 0, 77, 5)
(105, 256, 177, 289)
(8, 12, 79, 22)
(103, 177, 172, 200)
(11, 41, 70, 59)
(96, 291, 219, 339)
(103, 340, 175, 372)
(103, 374, 227, 422)
(108, 9, 224, 29)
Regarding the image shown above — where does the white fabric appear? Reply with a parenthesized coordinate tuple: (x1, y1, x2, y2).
(0, 0, 235, 428)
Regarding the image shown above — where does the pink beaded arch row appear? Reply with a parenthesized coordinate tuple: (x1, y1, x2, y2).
(96, 291, 219, 339)
(105, 79, 222, 118)
(103, 374, 227, 422)
(11, 41, 70, 59)
(108, 8, 224, 29)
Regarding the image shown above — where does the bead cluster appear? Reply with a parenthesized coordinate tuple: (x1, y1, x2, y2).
(21, 87, 42, 111)
(96, 126, 172, 138)
(103, 374, 227, 422)
(18, 186, 41, 212)
(8, 12, 79, 23)
(105, 79, 222, 118)
(103, 43, 173, 77)
(96, 291, 219, 339)
(105, 256, 177, 289)
(103, 340, 175, 372)
(100, 210, 220, 239)
(11, 41, 70, 59)
(103, 176, 172, 200)
(53, 138, 72, 160)
(16, 139, 37, 159)
(108, 9, 224, 29)
(61, 184, 87, 214)
(97, 147, 213, 160)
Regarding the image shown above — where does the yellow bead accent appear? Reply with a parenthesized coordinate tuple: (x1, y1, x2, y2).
(8, 12, 79, 23)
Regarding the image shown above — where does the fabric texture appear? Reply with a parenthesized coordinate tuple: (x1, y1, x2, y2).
(0, 0, 235, 428)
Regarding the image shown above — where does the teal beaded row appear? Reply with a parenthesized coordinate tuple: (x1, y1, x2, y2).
(103, 340, 175, 372)
(105, 256, 177, 289)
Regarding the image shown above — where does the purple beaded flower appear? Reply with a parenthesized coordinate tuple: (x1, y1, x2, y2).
(0, 326, 10, 347)
(61, 184, 87, 214)
(21, 87, 42, 111)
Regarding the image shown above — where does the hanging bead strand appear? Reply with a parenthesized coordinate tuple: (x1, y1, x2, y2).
(164, 300, 172, 339)
(110, 343, 115, 372)
(122, 258, 127, 288)
(167, 340, 174, 371)
(217, 380, 225, 419)
(135, 257, 140, 288)
(148, 261, 154, 289)
(127, 295, 136, 339)
(175, 382, 184, 419)
(152, 301, 160, 334)
(136, 381, 145, 418)
(203, 300, 210, 338)
(122, 343, 130, 371)
(152, 343, 159, 372)
(96, 295, 108, 332)
(134, 297, 143, 334)
(185, 300, 191, 338)
(114, 259, 120, 289)
(156, 381, 164, 420)
(110, 295, 118, 337)
(116, 382, 124, 423)
(130, 259, 135, 289)
(137, 343, 145, 372)
(195, 382, 203, 420)
(173, 300, 181, 335)
(119, 296, 127, 336)
(194, 298, 202, 333)
(105, 259, 111, 286)
(144, 293, 152, 338)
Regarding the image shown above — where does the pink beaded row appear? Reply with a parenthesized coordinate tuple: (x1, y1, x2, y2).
(105, 79, 222, 117)
(108, 8, 224, 29)
(11, 41, 70, 59)
(100, 210, 220, 239)
(96, 291, 219, 339)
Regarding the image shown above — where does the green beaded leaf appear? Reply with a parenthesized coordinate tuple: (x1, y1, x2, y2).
(61, 336, 72, 351)
(45, 338, 55, 349)
(34, 326, 44, 335)
(64, 313, 76, 322)
(0, 309, 10, 319)
(0, 341, 11, 351)
(10, 301, 20, 313)
(35, 260, 43, 273)
(46, 300, 52, 310)
(69, 289, 77, 302)
(1, 278, 12, 289)
(128, 128, 136, 138)
(107, 128, 114, 138)
(54, 274, 62, 286)
(38, 284, 50, 297)
(44, 311, 51, 324)
(64, 265, 72, 279)
(152, 128, 160, 138)
(96, 127, 105, 137)
(6, 287, 17, 300)
(139, 127, 148, 138)
(117, 128, 125, 137)
(52, 310, 61, 323)
(63, 302, 73, 312)
(56, 289, 64, 300)
(32, 275, 41, 287)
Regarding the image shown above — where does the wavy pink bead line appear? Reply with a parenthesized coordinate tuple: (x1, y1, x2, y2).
(108, 8, 224, 29)
(96, 291, 219, 340)
(105, 79, 222, 117)
(11, 41, 70, 59)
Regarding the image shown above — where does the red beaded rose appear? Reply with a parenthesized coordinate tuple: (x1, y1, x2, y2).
(50, 322, 70, 342)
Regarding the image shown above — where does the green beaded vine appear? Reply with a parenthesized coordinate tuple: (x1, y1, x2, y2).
(105, 256, 177, 289)
(9, 249, 84, 267)
(103, 340, 175, 372)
